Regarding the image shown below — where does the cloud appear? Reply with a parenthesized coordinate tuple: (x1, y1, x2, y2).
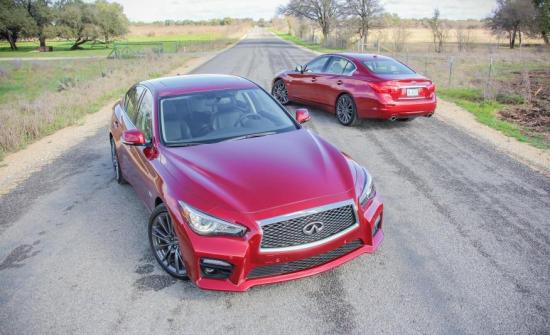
(109, 0, 497, 22)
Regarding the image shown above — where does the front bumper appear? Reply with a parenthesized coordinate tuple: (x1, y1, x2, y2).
(171, 194, 384, 292)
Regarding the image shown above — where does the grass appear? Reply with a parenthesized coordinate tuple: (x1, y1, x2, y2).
(438, 88, 548, 149)
(0, 36, 223, 58)
(272, 31, 343, 53)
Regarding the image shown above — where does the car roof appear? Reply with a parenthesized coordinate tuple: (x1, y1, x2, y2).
(329, 53, 393, 62)
(142, 74, 258, 97)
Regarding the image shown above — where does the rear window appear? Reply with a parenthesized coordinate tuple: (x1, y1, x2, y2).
(362, 59, 415, 75)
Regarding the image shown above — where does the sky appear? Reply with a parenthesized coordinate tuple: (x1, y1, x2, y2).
(110, 0, 498, 22)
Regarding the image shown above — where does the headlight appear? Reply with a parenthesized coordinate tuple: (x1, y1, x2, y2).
(178, 201, 247, 237)
(359, 167, 376, 206)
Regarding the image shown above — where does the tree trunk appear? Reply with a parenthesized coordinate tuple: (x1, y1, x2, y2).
(510, 28, 516, 49)
(39, 35, 47, 51)
(70, 37, 89, 50)
(542, 31, 549, 44)
(7, 32, 18, 50)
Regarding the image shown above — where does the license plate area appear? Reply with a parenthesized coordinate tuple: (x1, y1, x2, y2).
(406, 88, 420, 97)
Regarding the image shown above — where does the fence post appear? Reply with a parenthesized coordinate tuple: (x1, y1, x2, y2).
(448, 57, 454, 87)
(484, 57, 493, 100)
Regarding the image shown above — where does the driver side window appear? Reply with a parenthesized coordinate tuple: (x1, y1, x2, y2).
(125, 86, 145, 124)
(305, 56, 329, 73)
(135, 89, 153, 141)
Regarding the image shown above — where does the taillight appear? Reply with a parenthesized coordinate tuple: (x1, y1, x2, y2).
(367, 81, 401, 99)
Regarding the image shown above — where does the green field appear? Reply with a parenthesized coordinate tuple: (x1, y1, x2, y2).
(272, 31, 343, 53)
(0, 33, 225, 58)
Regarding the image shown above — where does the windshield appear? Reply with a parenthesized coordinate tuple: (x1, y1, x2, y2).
(160, 88, 298, 146)
(362, 58, 415, 75)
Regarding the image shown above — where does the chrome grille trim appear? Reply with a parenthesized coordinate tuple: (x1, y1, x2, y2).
(258, 199, 359, 253)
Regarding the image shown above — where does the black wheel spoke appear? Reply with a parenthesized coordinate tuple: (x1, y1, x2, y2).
(150, 209, 187, 277)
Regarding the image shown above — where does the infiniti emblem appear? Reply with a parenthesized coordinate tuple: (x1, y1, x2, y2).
(303, 221, 324, 235)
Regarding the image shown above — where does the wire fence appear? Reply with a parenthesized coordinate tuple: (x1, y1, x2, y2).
(108, 39, 235, 59)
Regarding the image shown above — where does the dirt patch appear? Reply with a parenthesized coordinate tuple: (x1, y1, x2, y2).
(498, 70, 550, 145)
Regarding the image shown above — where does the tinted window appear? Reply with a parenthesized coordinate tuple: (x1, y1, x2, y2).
(125, 86, 145, 124)
(136, 89, 153, 140)
(362, 59, 415, 75)
(160, 88, 298, 145)
(305, 56, 329, 73)
(342, 61, 356, 75)
(326, 57, 350, 75)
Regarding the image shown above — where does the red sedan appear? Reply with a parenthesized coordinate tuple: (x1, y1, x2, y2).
(109, 74, 383, 291)
(272, 53, 436, 126)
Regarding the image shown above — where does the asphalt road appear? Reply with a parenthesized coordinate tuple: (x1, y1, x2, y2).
(1, 29, 549, 335)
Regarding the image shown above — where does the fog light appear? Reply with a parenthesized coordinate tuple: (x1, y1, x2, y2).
(200, 258, 233, 279)
(372, 215, 382, 236)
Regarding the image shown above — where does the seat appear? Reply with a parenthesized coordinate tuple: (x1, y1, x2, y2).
(162, 101, 191, 142)
(212, 103, 241, 130)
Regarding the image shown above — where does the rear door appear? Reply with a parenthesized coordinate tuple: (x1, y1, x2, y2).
(289, 55, 330, 103)
(316, 56, 357, 107)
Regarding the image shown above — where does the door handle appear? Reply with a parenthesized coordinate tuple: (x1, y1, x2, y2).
(113, 120, 119, 128)
(337, 80, 343, 85)
(311, 76, 317, 82)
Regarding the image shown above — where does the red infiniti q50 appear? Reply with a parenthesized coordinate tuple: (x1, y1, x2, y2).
(109, 74, 384, 291)
(272, 53, 437, 126)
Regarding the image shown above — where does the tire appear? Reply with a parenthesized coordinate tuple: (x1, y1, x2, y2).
(110, 137, 127, 184)
(336, 94, 359, 126)
(148, 204, 189, 280)
(272, 79, 290, 105)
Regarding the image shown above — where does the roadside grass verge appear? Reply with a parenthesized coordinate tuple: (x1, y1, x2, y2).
(272, 31, 343, 53)
(0, 36, 221, 58)
(0, 37, 238, 160)
(438, 88, 548, 149)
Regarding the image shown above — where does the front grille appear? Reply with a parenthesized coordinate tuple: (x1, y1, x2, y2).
(260, 200, 358, 250)
(248, 239, 363, 278)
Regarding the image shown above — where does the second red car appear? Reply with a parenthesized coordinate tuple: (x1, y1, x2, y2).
(272, 53, 437, 126)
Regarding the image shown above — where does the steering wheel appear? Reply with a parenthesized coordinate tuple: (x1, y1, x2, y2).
(234, 113, 261, 127)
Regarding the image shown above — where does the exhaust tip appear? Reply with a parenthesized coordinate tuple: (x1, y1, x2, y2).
(389, 116, 397, 122)
(426, 113, 433, 118)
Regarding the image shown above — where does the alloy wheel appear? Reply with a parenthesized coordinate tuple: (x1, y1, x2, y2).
(150, 211, 187, 278)
(272, 80, 289, 105)
(110, 139, 124, 184)
(336, 95, 356, 126)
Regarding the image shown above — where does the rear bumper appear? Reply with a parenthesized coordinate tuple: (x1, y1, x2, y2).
(172, 195, 384, 292)
(357, 95, 437, 119)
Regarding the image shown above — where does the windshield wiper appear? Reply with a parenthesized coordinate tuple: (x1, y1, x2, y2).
(223, 131, 277, 142)
(168, 142, 203, 147)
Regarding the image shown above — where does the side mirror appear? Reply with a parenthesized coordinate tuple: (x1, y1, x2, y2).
(122, 129, 147, 146)
(295, 108, 311, 124)
(295, 64, 304, 73)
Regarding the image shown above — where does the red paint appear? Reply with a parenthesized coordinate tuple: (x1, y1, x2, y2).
(110, 74, 384, 291)
(274, 53, 437, 120)
(295, 108, 311, 124)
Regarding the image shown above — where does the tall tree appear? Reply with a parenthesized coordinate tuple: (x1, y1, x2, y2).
(26, 0, 53, 50)
(95, 0, 128, 43)
(279, 0, 344, 41)
(532, 0, 549, 44)
(487, 0, 537, 48)
(345, 0, 384, 47)
(428, 8, 448, 53)
(0, 0, 36, 50)
(54, 0, 100, 50)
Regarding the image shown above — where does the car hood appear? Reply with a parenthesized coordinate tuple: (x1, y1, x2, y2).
(162, 129, 356, 215)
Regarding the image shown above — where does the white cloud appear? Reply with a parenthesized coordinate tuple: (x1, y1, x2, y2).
(109, 0, 497, 22)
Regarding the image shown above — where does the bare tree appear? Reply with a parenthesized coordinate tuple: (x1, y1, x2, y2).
(345, 0, 384, 48)
(391, 22, 408, 52)
(455, 23, 473, 52)
(428, 9, 448, 53)
(279, 0, 344, 42)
